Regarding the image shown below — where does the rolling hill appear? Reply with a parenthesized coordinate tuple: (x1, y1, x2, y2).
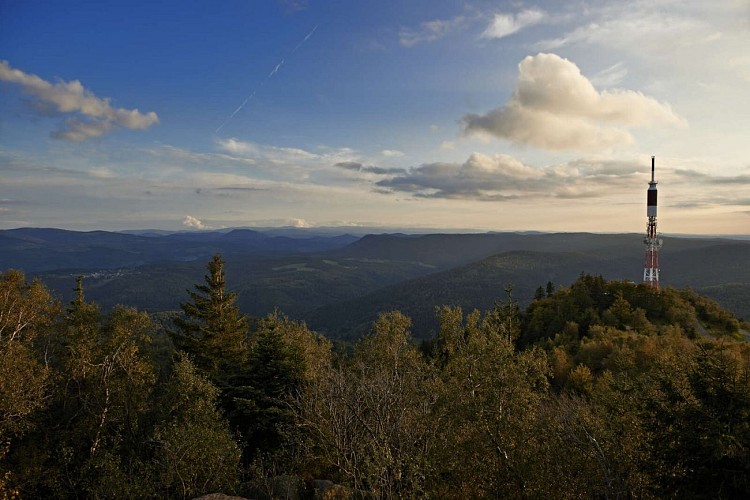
(0, 227, 358, 272)
(2, 229, 747, 340)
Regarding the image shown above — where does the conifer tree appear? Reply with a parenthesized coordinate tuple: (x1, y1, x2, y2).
(173, 254, 248, 376)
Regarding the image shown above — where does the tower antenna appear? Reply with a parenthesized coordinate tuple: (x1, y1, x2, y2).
(643, 156, 662, 289)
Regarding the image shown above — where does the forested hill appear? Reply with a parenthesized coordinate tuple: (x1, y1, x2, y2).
(2, 265, 748, 498)
(306, 241, 750, 339)
(333, 231, 737, 268)
(2, 229, 749, 326)
(304, 250, 639, 339)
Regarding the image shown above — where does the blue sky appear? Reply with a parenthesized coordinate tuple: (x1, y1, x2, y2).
(1, 0, 749, 234)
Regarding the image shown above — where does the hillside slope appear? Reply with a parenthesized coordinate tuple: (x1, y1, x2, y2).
(305, 240, 750, 339)
(304, 250, 638, 339)
(12, 231, 749, 333)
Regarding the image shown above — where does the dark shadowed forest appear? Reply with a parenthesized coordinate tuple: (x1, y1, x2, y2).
(2, 255, 749, 499)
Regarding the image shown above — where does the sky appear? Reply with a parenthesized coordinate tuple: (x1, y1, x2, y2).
(1, 0, 749, 234)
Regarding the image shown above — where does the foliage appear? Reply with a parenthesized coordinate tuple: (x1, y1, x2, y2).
(1, 272, 243, 499)
(152, 354, 241, 498)
(0, 270, 60, 497)
(296, 311, 440, 497)
(431, 305, 550, 497)
(3, 263, 750, 499)
(0, 271, 58, 430)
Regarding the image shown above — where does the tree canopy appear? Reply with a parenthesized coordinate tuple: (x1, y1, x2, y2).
(2, 265, 748, 499)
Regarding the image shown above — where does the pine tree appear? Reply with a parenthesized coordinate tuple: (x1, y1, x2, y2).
(173, 254, 248, 376)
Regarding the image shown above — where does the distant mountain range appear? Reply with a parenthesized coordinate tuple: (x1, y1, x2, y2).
(0, 227, 359, 272)
(2, 228, 748, 339)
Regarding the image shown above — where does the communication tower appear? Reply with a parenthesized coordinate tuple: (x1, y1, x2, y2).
(643, 156, 662, 289)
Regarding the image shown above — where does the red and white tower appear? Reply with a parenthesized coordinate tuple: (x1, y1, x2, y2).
(643, 156, 662, 289)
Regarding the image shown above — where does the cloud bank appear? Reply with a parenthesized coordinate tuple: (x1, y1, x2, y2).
(462, 53, 684, 151)
(376, 153, 643, 201)
(334, 161, 406, 176)
(0, 60, 159, 141)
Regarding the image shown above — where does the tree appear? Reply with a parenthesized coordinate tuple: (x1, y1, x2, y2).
(6, 276, 160, 498)
(227, 312, 332, 464)
(0, 271, 59, 496)
(297, 312, 440, 497)
(0, 271, 59, 443)
(173, 254, 248, 376)
(61, 305, 158, 497)
(432, 305, 550, 497)
(645, 339, 750, 497)
(152, 354, 241, 498)
(483, 284, 521, 342)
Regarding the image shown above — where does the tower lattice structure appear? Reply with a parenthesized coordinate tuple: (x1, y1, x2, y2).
(643, 156, 662, 289)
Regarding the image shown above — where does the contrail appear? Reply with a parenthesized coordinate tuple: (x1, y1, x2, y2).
(293, 25, 318, 53)
(269, 60, 284, 78)
(215, 92, 256, 134)
(215, 24, 319, 134)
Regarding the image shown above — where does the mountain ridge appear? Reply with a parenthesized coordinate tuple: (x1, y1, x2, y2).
(2, 229, 748, 338)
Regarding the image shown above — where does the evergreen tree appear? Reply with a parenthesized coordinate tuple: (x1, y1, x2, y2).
(173, 254, 248, 376)
(224, 312, 323, 463)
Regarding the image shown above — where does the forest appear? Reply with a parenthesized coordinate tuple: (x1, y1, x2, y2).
(2, 254, 749, 499)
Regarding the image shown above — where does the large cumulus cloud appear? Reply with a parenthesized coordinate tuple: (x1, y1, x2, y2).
(462, 53, 685, 151)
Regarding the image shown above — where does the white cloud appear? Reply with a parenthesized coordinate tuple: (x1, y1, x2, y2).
(536, 1, 750, 83)
(377, 153, 648, 201)
(213, 138, 370, 186)
(480, 9, 545, 39)
(399, 15, 466, 47)
(182, 215, 207, 229)
(290, 218, 310, 228)
(0, 60, 159, 141)
(462, 53, 685, 151)
(381, 149, 404, 158)
(217, 137, 317, 162)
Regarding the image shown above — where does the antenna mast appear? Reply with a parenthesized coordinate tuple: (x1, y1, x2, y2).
(643, 156, 662, 289)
